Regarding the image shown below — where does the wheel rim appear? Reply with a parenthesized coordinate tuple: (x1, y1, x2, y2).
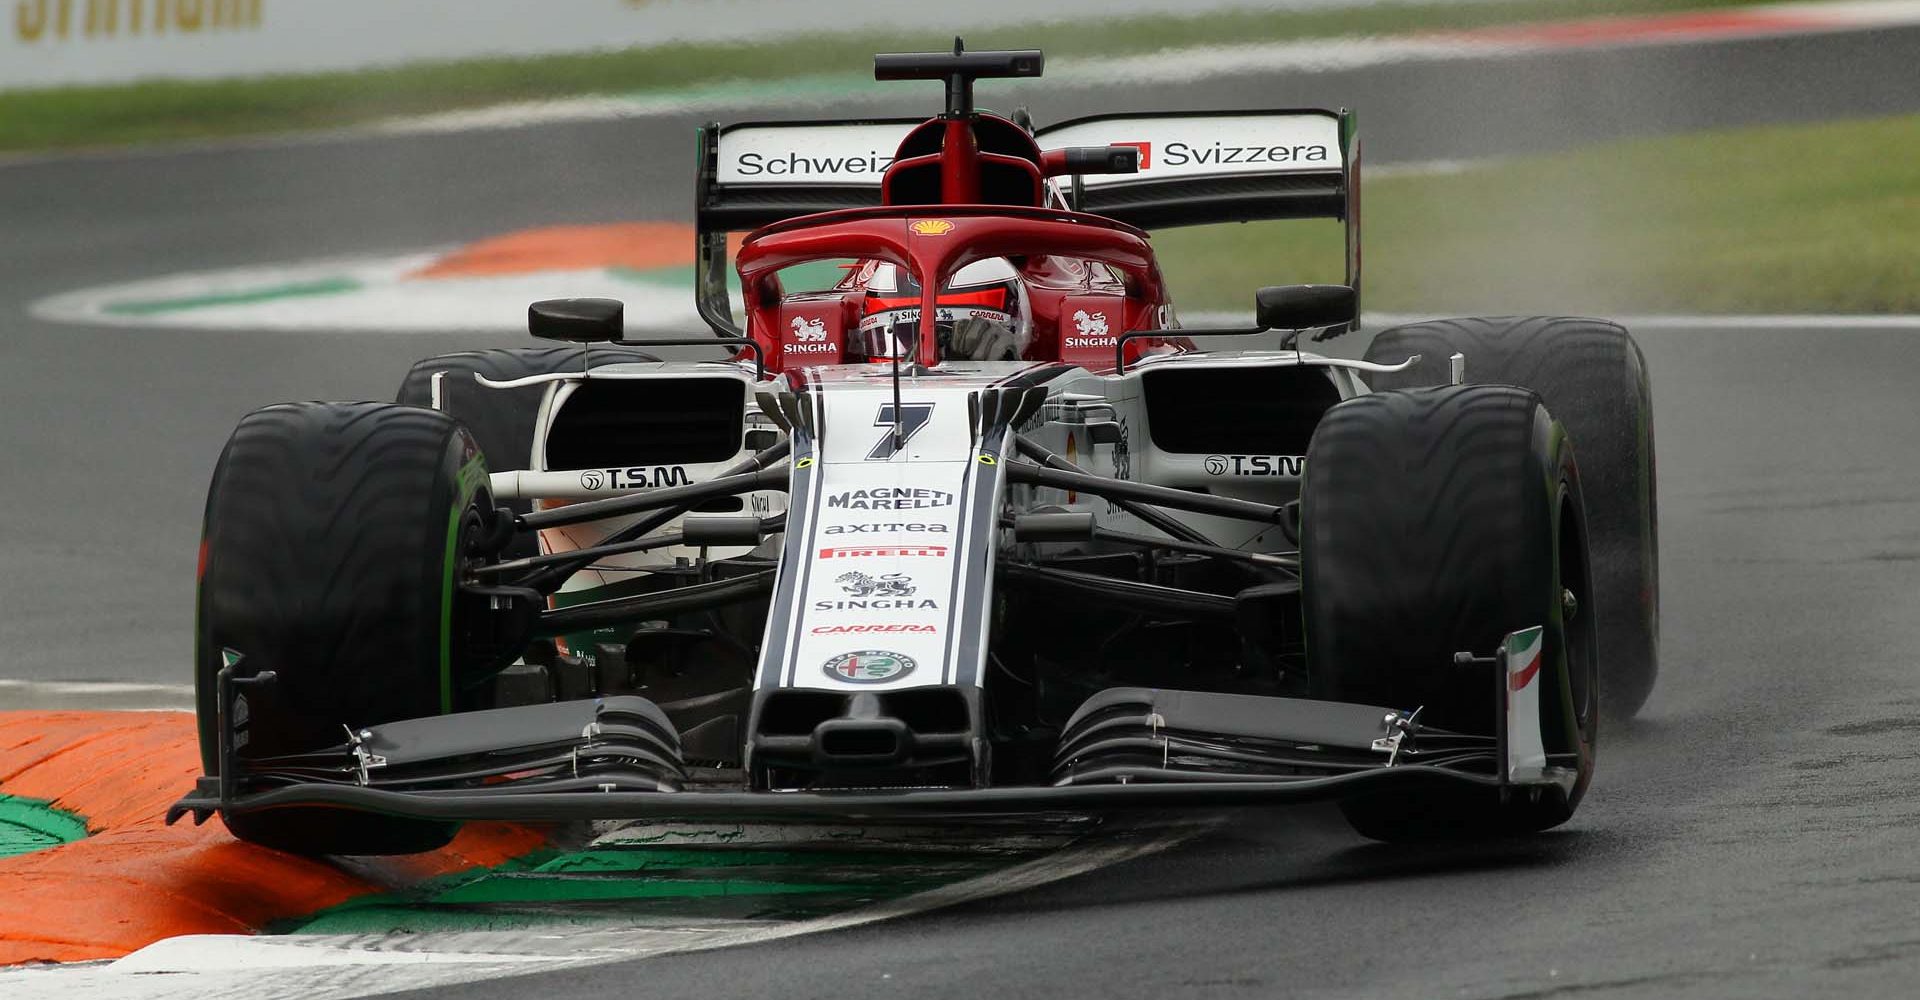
(1557, 483, 1598, 738)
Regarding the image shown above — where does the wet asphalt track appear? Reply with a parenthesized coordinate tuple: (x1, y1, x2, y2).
(3, 21, 1920, 1000)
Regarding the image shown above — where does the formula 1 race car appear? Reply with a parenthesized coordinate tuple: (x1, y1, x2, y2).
(170, 44, 1657, 855)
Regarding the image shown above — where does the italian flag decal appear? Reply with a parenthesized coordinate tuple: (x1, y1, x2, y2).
(1504, 625, 1549, 784)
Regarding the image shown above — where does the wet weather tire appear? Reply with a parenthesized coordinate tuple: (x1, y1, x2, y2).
(195, 402, 496, 855)
(1363, 316, 1658, 717)
(1301, 385, 1598, 841)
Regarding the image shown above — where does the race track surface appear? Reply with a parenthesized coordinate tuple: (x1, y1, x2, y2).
(2, 19, 1919, 1000)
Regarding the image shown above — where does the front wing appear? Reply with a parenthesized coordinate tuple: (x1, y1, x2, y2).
(168, 629, 1573, 828)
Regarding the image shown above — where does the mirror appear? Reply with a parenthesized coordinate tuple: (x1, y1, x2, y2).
(1012, 511, 1096, 543)
(529, 298, 623, 342)
(1254, 284, 1356, 332)
(681, 515, 765, 547)
(1041, 145, 1140, 177)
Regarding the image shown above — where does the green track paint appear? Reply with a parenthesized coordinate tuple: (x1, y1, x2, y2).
(101, 277, 362, 315)
(0, 794, 89, 859)
(281, 835, 1068, 934)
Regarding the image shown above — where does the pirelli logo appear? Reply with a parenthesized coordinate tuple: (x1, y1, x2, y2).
(15, 0, 262, 43)
(818, 546, 949, 559)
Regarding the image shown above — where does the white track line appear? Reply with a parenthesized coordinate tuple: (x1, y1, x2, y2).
(370, 1, 1920, 138)
(0, 679, 195, 711)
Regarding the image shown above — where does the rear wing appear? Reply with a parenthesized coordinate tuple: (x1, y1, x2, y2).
(693, 109, 1359, 334)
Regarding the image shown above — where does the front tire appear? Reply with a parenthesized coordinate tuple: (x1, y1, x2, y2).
(195, 402, 507, 855)
(1301, 385, 1598, 841)
(1364, 316, 1657, 717)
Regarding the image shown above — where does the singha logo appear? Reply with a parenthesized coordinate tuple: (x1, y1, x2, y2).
(791, 316, 829, 342)
(1072, 310, 1109, 337)
(836, 571, 916, 597)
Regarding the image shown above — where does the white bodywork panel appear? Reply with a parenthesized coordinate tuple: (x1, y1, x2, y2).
(713, 111, 1346, 189)
(773, 382, 994, 691)
(1503, 625, 1550, 784)
(497, 351, 1371, 679)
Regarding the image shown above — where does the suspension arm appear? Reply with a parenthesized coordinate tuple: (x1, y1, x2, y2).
(532, 570, 777, 638)
(1004, 462, 1289, 524)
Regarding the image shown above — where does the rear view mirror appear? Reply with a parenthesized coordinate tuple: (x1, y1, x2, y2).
(681, 515, 765, 547)
(1255, 285, 1356, 332)
(529, 298, 623, 342)
(1041, 146, 1140, 177)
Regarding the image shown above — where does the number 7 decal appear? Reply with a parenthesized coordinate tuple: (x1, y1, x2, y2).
(867, 403, 934, 460)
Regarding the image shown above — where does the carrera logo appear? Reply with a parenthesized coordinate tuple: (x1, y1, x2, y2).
(811, 624, 938, 635)
(819, 546, 948, 559)
(734, 150, 893, 177)
(1162, 141, 1331, 167)
(828, 488, 954, 510)
(910, 219, 955, 236)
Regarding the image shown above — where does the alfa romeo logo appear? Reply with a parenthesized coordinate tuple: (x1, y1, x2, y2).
(580, 469, 605, 490)
(822, 650, 917, 684)
(1204, 455, 1228, 476)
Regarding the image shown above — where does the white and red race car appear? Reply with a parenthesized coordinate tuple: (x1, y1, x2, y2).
(173, 43, 1656, 855)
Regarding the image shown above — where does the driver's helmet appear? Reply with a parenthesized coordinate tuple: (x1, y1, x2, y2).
(848, 258, 1031, 362)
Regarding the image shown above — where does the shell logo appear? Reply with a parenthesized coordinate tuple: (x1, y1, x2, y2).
(909, 219, 955, 236)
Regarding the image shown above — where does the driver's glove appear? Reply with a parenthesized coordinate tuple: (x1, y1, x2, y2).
(946, 318, 1019, 361)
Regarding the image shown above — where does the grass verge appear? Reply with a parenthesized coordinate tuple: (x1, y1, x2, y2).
(1157, 112, 1920, 315)
(0, 0, 1769, 153)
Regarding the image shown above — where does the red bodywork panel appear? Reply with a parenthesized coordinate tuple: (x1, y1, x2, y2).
(736, 112, 1186, 373)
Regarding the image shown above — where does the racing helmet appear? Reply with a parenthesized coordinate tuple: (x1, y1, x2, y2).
(849, 258, 1031, 362)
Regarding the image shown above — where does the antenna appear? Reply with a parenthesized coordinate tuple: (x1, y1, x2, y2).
(891, 339, 906, 452)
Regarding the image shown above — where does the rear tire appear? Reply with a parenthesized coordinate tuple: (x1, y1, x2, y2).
(195, 402, 504, 855)
(1364, 316, 1658, 717)
(1301, 385, 1598, 841)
